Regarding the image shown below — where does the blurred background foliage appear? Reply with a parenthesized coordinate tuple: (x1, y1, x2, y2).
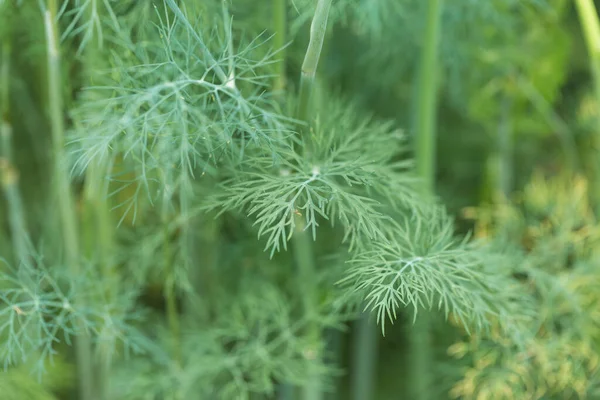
(2, 0, 600, 399)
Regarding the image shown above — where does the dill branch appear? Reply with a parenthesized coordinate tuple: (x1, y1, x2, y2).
(68, 5, 292, 218)
(203, 98, 423, 256)
(339, 207, 524, 335)
(0, 258, 146, 377)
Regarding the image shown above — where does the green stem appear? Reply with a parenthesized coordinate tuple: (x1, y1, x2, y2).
(80, 6, 116, 399)
(409, 1, 443, 399)
(297, 0, 332, 130)
(273, 0, 287, 94)
(574, 0, 600, 215)
(292, 215, 321, 400)
(44, 2, 95, 399)
(575, 0, 600, 102)
(273, 5, 290, 399)
(351, 311, 378, 400)
(292, 3, 333, 399)
(414, 0, 442, 193)
(162, 198, 182, 400)
(82, 159, 114, 400)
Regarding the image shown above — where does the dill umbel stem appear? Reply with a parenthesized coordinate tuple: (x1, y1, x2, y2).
(273, 0, 287, 94)
(297, 0, 332, 130)
(162, 201, 183, 400)
(352, 311, 378, 400)
(415, 0, 442, 194)
(574, 0, 600, 215)
(272, 3, 293, 399)
(82, 160, 113, 400)
(292, 215, 321, 400)
(80, 5, 116, 398)
(292, 2, 333, 399)
(44, 1, 95, 399)
(410, 0, 443, 399)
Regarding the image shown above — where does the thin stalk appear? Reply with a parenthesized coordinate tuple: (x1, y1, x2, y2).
(44, 1, 94, 399)
(293, 2, 332, 399)
(409, 1, 443, 399)
(272, 3, 292, 399)
(351, 311, 378, 400)
(574, 0, 600, 214)
(162, 196, 183, 400)
(273, 0, 287, 94)
(80, 7, 116, 400)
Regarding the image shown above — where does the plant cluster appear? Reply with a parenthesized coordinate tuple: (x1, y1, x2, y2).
(1, 0, 600, 399)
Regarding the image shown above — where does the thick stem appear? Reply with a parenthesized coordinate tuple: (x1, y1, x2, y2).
(44, 2, 95, 399)
(351, 311, 378, 400)
(409, 1, 443, 399)
(297, 0, 332, 130)
(292, 215, 321, 400)
(574, 0, 600, 214)
(414, 0, 442, 193)
(82, 158, 114, 400)
(292, 2, 333, 399)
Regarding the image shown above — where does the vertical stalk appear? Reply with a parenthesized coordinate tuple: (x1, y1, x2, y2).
(575, 0, 600, 104)
(79, 8, 116, 399)
(273, 0, 287, 93)
(81, 158, 114, 400)
(293, 2, 332, 399)
(414, 0, 442, 194)
(574, 0, 600, 214)
(162, 194, 182, 400)
(44, 1, 95, 399)
(273, 5, 293, 400)
(409, 1, 443, 400)
(292, 216, 321, 400)
(351, 311, 378, 400)
(297, 0, 332, 132)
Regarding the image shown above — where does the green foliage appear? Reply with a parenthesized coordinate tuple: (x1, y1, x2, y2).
(204, 97, 418, 256)
(1, 0, 599, 398)
(340, 206, 529, 336)
(68, 1, 290, 222)
(0, 255, 145, 377)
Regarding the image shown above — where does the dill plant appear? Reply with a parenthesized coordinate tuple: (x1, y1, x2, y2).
(1, 0, 591, 399)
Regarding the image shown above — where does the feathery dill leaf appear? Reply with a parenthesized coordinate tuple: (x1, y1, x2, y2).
(203, 96, 421, 256)
(68, 2, 293, 221)
(339, 206, 528, 335)
(0, 256, 146, 377)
